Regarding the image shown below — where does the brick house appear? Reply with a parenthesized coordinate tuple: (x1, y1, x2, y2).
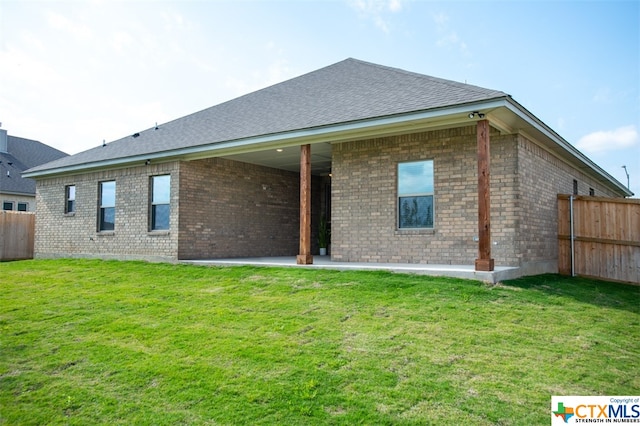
(0, 128, 68, 212)
(24, 59, 631, 276)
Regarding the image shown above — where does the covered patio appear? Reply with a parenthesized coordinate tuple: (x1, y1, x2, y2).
(182, 257, 521, 284)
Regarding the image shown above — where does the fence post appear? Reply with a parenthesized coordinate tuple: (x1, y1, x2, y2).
(569, 195, 575, 277)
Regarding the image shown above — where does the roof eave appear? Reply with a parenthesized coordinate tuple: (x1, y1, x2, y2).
(0, 189, 35, 197)
(501, 98, 633, 197)
(23, 96, 632, 198)
(24, 98, 510, 179)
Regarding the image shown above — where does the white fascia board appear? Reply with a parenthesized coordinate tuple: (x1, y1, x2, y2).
(27, 95, 631, 197)
(0, 190, 34, 197)
(158, 99, 511, 159)
(502, 99, 633, 197)
(23, 155, 160, 178)
(23, 99, 508, 179)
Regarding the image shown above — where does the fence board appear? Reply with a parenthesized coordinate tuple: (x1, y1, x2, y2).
(0, 211, 35, 261)
(558, 195, 640, 284)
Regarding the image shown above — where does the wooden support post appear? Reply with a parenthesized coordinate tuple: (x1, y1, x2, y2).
(297, 144, 313, 265)
(475, 119, 495, 271)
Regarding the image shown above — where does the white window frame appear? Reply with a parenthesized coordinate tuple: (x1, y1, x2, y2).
(65, 185, 76, 214)
(397, 160, 435, 229)
(98, 181, 116, 232)
(149, 175, 171, 231)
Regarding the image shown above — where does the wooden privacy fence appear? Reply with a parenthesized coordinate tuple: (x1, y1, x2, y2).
(558, 195, 640, 284)
(0, 211, 35, 261)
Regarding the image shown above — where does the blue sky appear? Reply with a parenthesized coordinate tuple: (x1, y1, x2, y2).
(1, 0, 638, 195)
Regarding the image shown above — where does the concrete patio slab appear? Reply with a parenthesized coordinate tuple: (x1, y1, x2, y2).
(182, 257, 522, 283)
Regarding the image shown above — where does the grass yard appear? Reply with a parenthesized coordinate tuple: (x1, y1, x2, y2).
(1, 259, 638, 425)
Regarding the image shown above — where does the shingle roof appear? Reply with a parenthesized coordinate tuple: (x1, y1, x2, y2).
(26, 58, 508, 175)
(1, 136, 68, 195)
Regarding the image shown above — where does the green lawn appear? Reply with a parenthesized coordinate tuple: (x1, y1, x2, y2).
(1, 259, 638, 425)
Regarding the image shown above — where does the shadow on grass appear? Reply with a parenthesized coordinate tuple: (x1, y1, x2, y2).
(502, 274, 640, 314)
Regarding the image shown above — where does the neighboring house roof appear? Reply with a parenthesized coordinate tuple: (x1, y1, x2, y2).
(0, 135, 68, 196)
(22, 58, 631, 197)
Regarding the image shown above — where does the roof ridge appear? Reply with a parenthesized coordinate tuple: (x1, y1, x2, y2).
(25, 58, 513, 176)
(344, 57, 508, 98)
(141, 58, 506, 137)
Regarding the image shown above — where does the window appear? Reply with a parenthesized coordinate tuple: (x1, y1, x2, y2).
(2, 201, 13, 211)
(398, 160, 434, 229)
(17, 202, 28, 212)
(573, 179, 578, 195)
(98, 181, 115, 231)
(589, 188, 595, 196)
(150, 175, 170, 231)
(65, 185, 76, 214)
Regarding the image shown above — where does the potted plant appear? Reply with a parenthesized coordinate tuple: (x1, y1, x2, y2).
(318, 216, 330, 256)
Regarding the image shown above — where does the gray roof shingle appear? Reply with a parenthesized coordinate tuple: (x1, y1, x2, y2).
(1, 136, 68, 194)
(26, 58, 508, 174)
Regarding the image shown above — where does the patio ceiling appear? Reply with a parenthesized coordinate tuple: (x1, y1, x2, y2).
(222, 142, 332, 176)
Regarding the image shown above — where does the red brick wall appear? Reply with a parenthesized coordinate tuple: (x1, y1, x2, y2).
(34, 162, 180, 261)
(515, 134, 620, 269)
(33, 126, 620, 268)
(332, 127, 505, 265)
(34, 156, 322, 261)
(331, 126, 620, 270)
(177, 157, 302, 259)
